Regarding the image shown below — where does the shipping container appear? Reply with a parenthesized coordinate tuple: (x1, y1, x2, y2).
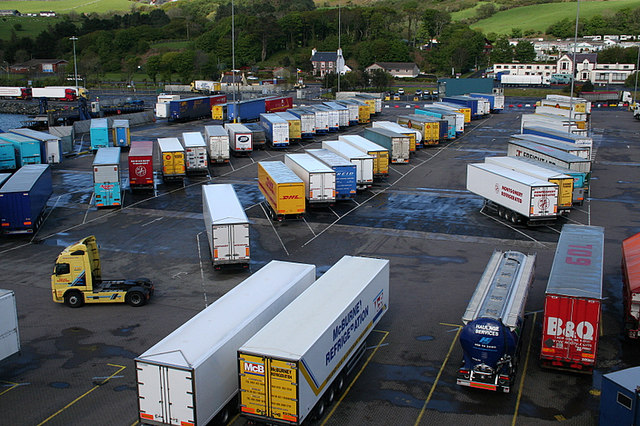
(469, 92, 505, 112)
(0, 86, 31, 99)
(202, 184, 249, 268)
(503, 156, 588, 204)
(372, 121, 421, 153)
(226, 98, 266, 122)
(264, 96, 293, 113)
(0, 141, 17, 170)
(157, 138, 186, 181)
(128, 141, 154, 190)
(32, 86, 77, 101)
(0, 164, 52, 233)
(305, 149, 357, 199)
(466, 162, 558, 225)
(419, 105, 464, 135)
(415, 107, 458, 138)
(258, 161, 305, 221)
(312, 105, 339, 132)
(136, 260, 316, 426)
(90, 118, 110, 150)
(0, 289, 20, 362)
(322, 141, 374, 188)
(322, 102, 350, 127)
(599, 367, 640, 426)
(521, 113, 588, 136)
(225, 123, 253, 154)
(287, 108, 316, 138)
(442, 96, 481, 119)
(535, 106, 589, 126)
(433, 102, 472, 124)
(622, 232, 640, 338)
(541, 225, 604, 372)
(351, 95, 375, 115)
(169, 96, 213, 122)
(397, 114, 447, 146)
(274, 112, 302, 141)
(204, 125, 231, 163)
(0, 133, 41, 166)
(521, 125, 593, 156)
(457, 251, 535, 393)
(238, 255, 389, 425)
(485, 156, 574, 211)
(362, 127, 410, 164)
(507, 139, 591, 175)
(354, 93, 382, 114)
(243, 123, 267, 150)
(539, 98, 588, 117)
(155, 94, 180, 119)
(545, 95, 591, 114)
(191, 80, 221, 93)
(339, 99, 370, 123)
(284, 153, 336, 204)
(305, 106, 329, 134)
(259, 113, 290, 148)
(10, 128, 61, 164)
(92, 147, 122, 208)
(334, 100, 359, 125)
(340, 135, 390, 177)
(180, 132, 208, 173)
(515, 132, 591, 160)
(112, 119, 131, 148)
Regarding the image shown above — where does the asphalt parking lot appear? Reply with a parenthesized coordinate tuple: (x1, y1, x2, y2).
(0, 98, 638, 426)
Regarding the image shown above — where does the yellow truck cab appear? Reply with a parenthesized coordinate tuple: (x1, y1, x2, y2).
(51, 236, 154, 308)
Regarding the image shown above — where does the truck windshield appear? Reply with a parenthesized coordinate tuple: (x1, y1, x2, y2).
(55, 263, 70, 275)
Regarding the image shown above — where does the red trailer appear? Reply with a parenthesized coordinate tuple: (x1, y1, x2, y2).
(541, 224, 604, 372)
(209, 94, 227, 107)
(265, 96, 293, 113)
(128, 141, 154, 189)
(622, 232, 640, 338)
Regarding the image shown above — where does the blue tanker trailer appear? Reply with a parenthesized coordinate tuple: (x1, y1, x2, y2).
(457, 250, 536, 393)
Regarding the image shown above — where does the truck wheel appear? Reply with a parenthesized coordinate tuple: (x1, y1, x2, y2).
(510, 211, 519, 224)
(313, 399, 326, 420)
(64, 291, 84, 308)
(126, 291, 146, 307)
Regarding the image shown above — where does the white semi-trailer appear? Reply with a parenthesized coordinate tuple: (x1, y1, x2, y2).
(238, 255, 389, 425)
(135, 260, 316, 426)
(466, 162, 559, 226)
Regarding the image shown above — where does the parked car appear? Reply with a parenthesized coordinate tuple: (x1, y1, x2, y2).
(398, 88, 405, 95)
(415, 89, 423, 96)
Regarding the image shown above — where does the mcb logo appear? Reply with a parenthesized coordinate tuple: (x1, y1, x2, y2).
(244, 361, 265, 375)
(479, 337, 493, 345)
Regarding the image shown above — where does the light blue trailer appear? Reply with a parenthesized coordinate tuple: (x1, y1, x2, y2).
(92, 147, 122, 208)
(90, 118, 110, 150)
(0, 133, 41, 166)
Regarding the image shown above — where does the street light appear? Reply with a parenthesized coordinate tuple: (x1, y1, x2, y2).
(70, 36, 79, 93)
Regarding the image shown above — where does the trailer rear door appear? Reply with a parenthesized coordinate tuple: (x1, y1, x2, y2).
(212, 223, 249, 263)
(137, 362, 195, 426)
(239, 354, 299, 423)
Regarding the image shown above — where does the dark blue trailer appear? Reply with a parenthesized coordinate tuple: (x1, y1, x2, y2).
(442, 96, 480, 119)
(226, 98, 266, 122)
(305, 148, 357, 200)
(600, 366, 640, 425)
(0, 142, 17, 171)
(0, 164, 52, 234)
(169, 96, 214, 122)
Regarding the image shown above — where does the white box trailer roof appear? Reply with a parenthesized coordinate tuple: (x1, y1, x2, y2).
(339, 134, 387, 153)
(182, 131, 206, 148)
(521, 113, 588, 136)
(136, 260, 316, 426)
(507, 139, 591, 173)
(239, 256, 389, 424)
(322, 140, 374, 185)
(0, 289, 20, 362)
(284, 153, 336, 203)
(372, 121, 422, 145)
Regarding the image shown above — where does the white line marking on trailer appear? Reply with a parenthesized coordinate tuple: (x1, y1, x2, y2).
(259, 203, 289, 256)
(196, 232, 209, 307)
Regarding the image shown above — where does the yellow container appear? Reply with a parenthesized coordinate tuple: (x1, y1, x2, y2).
(358, 105, 370, 123)
(456, 107, 472, 123)
(258, 161, 305, 219)
(211, 104, 225, 120)
(157, 137, 186, 178)
(550, 177, 574, 209)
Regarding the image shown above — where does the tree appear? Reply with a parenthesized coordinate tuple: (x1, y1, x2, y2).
(476, 3, 496, 20)
(491, 36, 512, 64)
(510, 28, 522, 38)
(369, 68, 392, 91)
(514, 40, 536, 63)
(419, 9, 451, 46)
(145, 55, 162, 83)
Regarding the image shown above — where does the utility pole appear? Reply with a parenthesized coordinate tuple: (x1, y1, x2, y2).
(568, 0, 580, 133)
(337, 5, 341, 93)
(70, 36, 79, 93)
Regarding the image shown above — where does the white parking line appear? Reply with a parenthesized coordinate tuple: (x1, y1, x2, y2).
(259, 203, 289, 256)
(196, 232, 209, 308)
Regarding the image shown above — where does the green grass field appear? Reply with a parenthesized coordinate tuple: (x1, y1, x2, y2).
(0, 16, 62, 40)
(0, 0, 139, 14)
(465, 0, 640, 35)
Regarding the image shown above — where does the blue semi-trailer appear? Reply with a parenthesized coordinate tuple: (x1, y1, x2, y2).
(457, 250, 536, 393)
(305, 148, 357, 200)
(0, 163, 52, 234)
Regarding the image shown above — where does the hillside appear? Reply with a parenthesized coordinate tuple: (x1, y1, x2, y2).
(0, 0, 139, 14)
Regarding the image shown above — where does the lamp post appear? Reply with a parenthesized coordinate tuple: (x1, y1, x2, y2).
(634, 45, 639, 107)
(568, 0, 580, 131)
(70, 36, 79, 93)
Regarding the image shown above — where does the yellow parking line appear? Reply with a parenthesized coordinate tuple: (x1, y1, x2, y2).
(0, 380, 20, 396)
(38, 363, 126, 426)
(321, 330, 389, 426)
(512, 312, 537, 426)
(414, 325, 462, 426)
(439, 322, 463, 328)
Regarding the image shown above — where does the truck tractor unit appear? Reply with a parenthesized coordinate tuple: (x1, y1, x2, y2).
(51, 236, 154, 308)
(457, 250, 536, 393)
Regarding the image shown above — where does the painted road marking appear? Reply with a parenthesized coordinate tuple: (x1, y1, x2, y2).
(321, 330, 389, 426)
(414, 325, 462, 426)
(38, 364, 126, 425)
(0, 380, 21, 396)
(512, 312, 537, 426)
